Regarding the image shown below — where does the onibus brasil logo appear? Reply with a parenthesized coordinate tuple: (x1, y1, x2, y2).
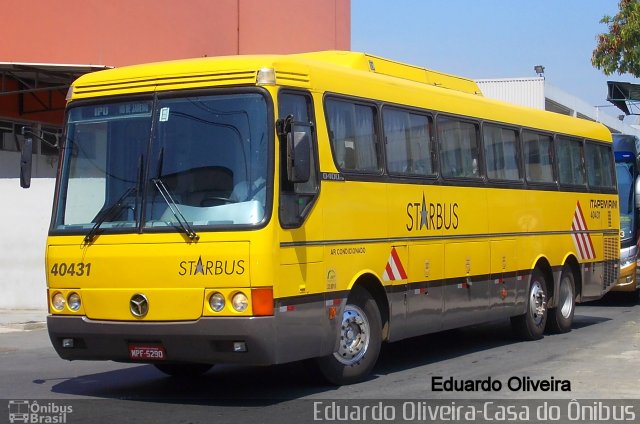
(8, 400, 73, 423)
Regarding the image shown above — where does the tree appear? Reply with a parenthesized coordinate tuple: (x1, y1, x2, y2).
(592, 0, 640, 76)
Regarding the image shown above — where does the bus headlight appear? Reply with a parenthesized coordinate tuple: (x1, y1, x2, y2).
(209, 292, 225, 312)
(620, 255, 635, 270)
(67, 293, 81, 311)
(52, 292, 66, 311)
(232, 292, 249, 312)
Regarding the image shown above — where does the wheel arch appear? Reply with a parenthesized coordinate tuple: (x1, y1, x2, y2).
(348, 271, 390, 342)
(562, 254, 582, 299)
(531, 256, 554, 299)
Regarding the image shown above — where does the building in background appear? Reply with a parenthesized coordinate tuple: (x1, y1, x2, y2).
(476, 77, 640, 137)
(1, 0, 350, 309)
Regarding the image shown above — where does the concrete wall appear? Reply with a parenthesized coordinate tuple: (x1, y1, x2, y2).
(1, 147, 56, 309)
(476, 77, 640, 137)
(0, 177, 55, 309)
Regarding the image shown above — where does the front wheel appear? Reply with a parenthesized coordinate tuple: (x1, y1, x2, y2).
(154, 363, 213, 378)
(546, 266, 576, 334)
(511, 268, 548, 340)
(316, 286, 382, 385)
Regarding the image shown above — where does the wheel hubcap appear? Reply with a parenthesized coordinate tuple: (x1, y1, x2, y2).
(334, 304, 370, 366)
(558, 276, 574, 318)
(529, 281, 546, 326)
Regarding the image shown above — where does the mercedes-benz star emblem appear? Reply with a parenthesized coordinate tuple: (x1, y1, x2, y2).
(130, 294, 149, 317)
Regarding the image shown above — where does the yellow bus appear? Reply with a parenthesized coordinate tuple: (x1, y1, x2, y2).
(28, 51, 619, 385)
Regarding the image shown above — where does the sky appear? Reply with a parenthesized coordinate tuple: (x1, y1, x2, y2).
(351, 0, 634, 113)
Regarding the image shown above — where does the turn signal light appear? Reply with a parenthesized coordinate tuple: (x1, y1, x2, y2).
(251, 287, 274, 316)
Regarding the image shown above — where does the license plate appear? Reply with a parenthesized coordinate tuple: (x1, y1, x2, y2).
(128, 344, 166, 361)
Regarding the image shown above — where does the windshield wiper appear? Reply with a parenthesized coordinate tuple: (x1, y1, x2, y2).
(84, 187, 136, 244)
(84, 155, 144, 244)
(152, 178, 199, 241)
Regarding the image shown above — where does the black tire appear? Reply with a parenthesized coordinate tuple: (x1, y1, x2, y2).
(546, 266, 576, 334)
(316, 286, 382, 385)
(511, 268, 548, 340)
(154, 363, 213, 378)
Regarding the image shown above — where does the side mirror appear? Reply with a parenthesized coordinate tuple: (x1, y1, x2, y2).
(285, 121, 312, 184)
(20, 137, 33, 188)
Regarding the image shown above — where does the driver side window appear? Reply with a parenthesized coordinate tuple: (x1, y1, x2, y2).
(278, 91, 318, 227)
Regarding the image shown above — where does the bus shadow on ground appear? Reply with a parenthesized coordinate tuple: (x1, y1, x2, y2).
(373, 312, 609, 377)
(586, 290, 640, 307)
(47, 312, 610, 405)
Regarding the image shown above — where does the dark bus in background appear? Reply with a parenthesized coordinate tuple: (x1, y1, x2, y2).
(612, 134, 640, 300)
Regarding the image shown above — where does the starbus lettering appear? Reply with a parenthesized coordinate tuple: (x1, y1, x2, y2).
(179, 256, 245, 276)
(406, 192, 459, 231)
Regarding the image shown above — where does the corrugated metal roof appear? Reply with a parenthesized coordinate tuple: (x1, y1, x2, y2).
(0, 62, 109, 96)
(475, 78, 545, 110)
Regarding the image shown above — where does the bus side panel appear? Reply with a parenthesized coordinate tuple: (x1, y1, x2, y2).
(276, 262, 335, 363)
(441, 241, 491, 329)
(387, 183, 443, 342)
(440, 183, 490, 330)
(403, 243, 444, 339)
(488, 239, 518, 317)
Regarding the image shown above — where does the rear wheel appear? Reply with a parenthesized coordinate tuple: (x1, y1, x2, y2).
(316, 286, 382, 385)
(546, 266, 576, 334)
(511, 268, 548, 340)
(154, 363, 213, 378)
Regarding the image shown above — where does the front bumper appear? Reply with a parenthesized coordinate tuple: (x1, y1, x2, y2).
(47, 315, 278, 365)
(612, 262, 639, 292)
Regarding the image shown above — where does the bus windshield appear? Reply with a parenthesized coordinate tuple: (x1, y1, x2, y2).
(616, 161, 636, 243)
(53, 93, 269, 233)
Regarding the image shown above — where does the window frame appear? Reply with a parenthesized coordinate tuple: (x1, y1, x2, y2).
(323, 94, 383, 177)
(555, 135, 587, 190)
(278, 88, 321, 229)
(381, 105, 437, 180)
(584, 140, 617, 193)
(522, 129, 557, 187)
(481, 122, 524, 184)
(436, 114, 483, 182)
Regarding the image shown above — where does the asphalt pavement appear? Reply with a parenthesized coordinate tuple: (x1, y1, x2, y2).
(0, 309, 47, 333)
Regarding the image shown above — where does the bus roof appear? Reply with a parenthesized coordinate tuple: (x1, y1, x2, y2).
(69, 51, 482, 97)
(68, 51, 611, 142)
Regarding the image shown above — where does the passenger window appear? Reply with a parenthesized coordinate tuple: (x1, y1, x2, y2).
(556, 136, 585, 186)
(585, 142, 615, 188)
(523, 131, 554, 183)
(325, 98, 380, 173)
(483, 125, 521, 181)
(437, 117, 481, 178)
(383, 108, 435, 177)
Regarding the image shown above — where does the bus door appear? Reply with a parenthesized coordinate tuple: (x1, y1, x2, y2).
(277, 91, 325, 362)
